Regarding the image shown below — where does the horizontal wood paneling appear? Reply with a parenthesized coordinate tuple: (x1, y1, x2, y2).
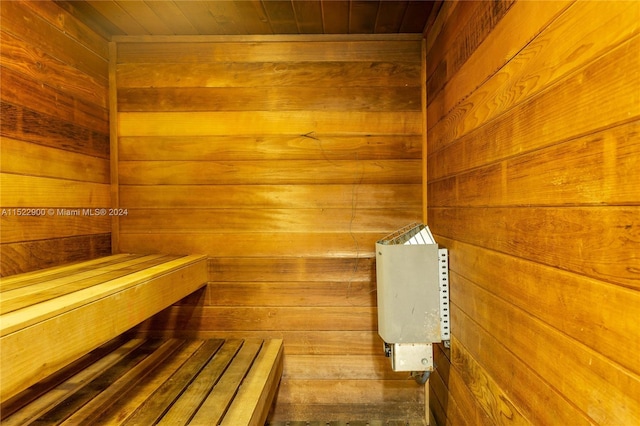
(120, 184, 422, 209)
(120, 135, 422, 161)
(116, 39, 422, 63)
(119, 111, 422, 136)
(426, 1, 640, 425)
(117, 61, 421, 88)
(0, 1, 110, 276)
(118, 86, 421, 112)
(119, 159, 420, 185)
(117, 36, 424, 420)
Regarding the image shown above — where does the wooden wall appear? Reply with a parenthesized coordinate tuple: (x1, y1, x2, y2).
(0, 1, 111, 276)
(425, 1, 640, 425)
(115, 35, 426, 420)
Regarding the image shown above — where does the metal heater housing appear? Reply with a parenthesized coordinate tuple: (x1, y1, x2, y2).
(376, 223, 450, 372)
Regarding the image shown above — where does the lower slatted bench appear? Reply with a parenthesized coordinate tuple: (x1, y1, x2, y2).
(1, 336, 284, 425)
(0, 254, 208, 403)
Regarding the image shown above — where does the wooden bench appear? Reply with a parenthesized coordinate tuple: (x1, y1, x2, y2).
(1, 336, 283, 425)
(0, 254, 284, 425)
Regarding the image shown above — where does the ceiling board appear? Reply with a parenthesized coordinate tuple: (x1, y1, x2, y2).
(54, 0, 434, 37)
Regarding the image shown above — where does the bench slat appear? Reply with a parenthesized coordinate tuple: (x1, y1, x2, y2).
(190, 340, 264, 424)
(60, 339, 188, 425)
(96, 339, 207, 424)
(1, 337, 146, 424)
(122, 339, 223, 425)
(0, 254, 140, 288)
(0, 255, 180, 314)
(0, 254, 208, 402)
(223, 338, 285, 425)
(1, 338, 283, 425)
(158, 339, 243, 424)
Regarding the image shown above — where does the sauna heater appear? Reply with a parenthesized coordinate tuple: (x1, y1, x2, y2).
(376, 223, 450, 373)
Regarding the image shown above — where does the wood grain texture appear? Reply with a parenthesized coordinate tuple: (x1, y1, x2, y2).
(0, 254, 208, 402)
(1, 338, 283, 426)
(116, 36, 423, 419)
(0, 234, 111, 277)
(426, 1, 640, 425)
(117, 61, 421, 88)
(116, 39, 422, 63)
(0, 1, 110, 276)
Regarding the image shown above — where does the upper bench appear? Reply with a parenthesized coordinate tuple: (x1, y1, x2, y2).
(0, 253, 208, 402)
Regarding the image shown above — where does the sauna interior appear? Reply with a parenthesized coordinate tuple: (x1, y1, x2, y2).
(1, 0, 639, 424)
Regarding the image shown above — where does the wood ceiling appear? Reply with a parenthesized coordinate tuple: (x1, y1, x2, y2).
(55, 1, 437, 38)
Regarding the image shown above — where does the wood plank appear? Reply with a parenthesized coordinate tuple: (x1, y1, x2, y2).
(119, 135, 422, 161)
(117, 61, 421, 88)
(143, 1, 199, 35)
(85, 0, 148, 35)
(117, 232, 379, 258)
(349, 1, 379, 34)
(44, 339, 185, 425)
(109, 41, 120, 254)
(232, 0, 272, 35)
(1, 255, 180, 314)
(0, 137, 109, 183)
(428, 35, 640, 180)
(1, 255, 207, 335)
(291, 0, 323, 34)
(0, 234, 112, 278)
(205, 281, 375, 308)
(96, 339, 207, 424)
(451, 306, 593, 426)
(207, 257, 375, 283)
(0, 102, 109, 158)
(283, 354, 408, 381)
(118, 86, 420, 112)
(0, 1, 108, 80)
(155, 306, 375, 332)
(449, 336, 529, 425)
(426, 0, 515, 99)
(0, 256, 207, 401)
(399, 1, 434, 33)
(132, 330, 383, 356)
(0, 31, 106, 110)
(429, 207, 640, 289)
(269, 402, 424, 423)
(122, 339, 224, 425)
(118, 111, 422, 136)
(0, 173, 110, 208)
(190, 340, 263, 424)
(118, 159, 421, 185)
(374, 0, 407, 33)
(116, 39, 422, 63)
(0, 211, 110, 244)
(429, 122, 640, 207)
(0, 337, 145, 424)
(159, 340, 243, 424)
(261, 1, 301, 34)
(118, 208, 420, 234)
(427, 0, 570, 129)
(275, 379, 422, 405)
(0, 253, 150, 292)
(21, 0, 109, 59)
(451, 278, 640, 425)
(439, 236, 640, 377)
(119, 184, 422, 209)
(321, 0, 349, 34)
(0, 254, 136, 288)
(113, 1, 174, 35)
(222, 339, 284, 425)
(0, 67, 108, 133)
